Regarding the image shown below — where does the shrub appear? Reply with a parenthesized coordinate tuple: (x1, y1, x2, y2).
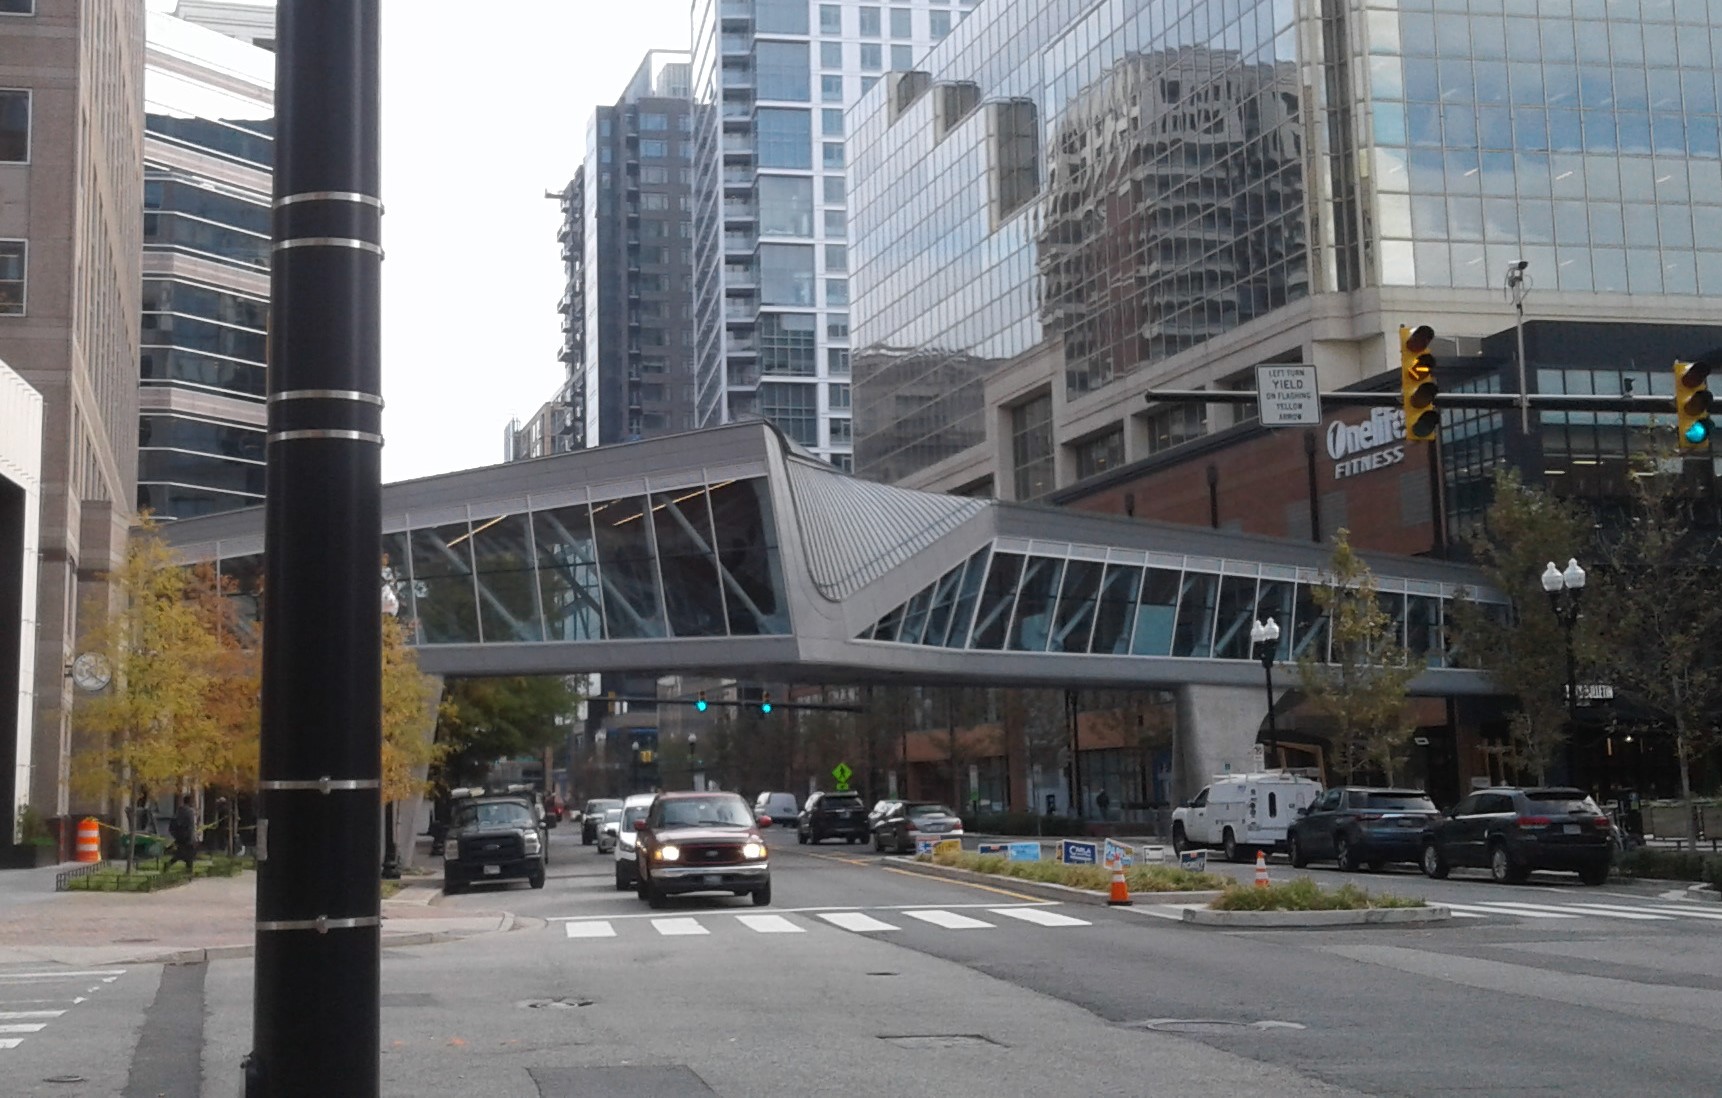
(1208, 877, 1425, 912)
(925, 847, 1226, 892)
(1614, 848, 1719, 882)
(959, 812, 1093, 837)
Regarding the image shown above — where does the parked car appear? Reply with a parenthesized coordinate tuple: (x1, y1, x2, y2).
(595, 807, 625, 854)
(441, 793, 547, 894)
(868, 799, 901, 832)
(872, 801, 964, 854)
(635, 791, 771, 908)
(753, 791, 799, 827)
(1420, 787, 1614, 885)
(1287, 787, 1441, 871)
(1171, 772, 1323, 862)
(798, 790, 870, 844)
(613, 793, 656, 891)
(580, 798, 622, 844)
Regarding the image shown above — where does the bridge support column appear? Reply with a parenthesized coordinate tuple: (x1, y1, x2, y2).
(1172, 684, 1280, 803)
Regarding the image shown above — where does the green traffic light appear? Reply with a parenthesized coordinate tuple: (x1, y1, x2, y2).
(1686, 419, 1711, 445)
(761, 701, 772, 714)
(695, 699, 707, 712)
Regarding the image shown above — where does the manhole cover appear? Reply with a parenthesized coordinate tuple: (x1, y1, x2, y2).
(880, 1034, 1003, 1050)
(1134, 1019, 1305, 1035)
(114, 938, 155, 944)
(517, 996, 595, 1010)
(865, 971, 899, 977)
(42, 1077, 86, 1086)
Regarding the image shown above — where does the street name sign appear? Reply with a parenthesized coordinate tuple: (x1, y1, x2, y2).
(1256, 365, 1319, 426)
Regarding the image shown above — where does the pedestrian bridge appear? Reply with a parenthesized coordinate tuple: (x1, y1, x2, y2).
(161, 422, 1501, 694)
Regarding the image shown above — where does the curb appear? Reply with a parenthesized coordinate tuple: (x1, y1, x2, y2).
(1180, 905, 1453, 928)
(883, 856, 1222, 907)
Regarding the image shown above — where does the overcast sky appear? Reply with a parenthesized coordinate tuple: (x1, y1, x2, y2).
(377, 0, 691, 483)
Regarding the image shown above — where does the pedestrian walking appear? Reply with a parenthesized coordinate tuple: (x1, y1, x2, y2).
(169, 794, 198, 871)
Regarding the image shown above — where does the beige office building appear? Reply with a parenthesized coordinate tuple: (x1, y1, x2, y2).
(0, 0, 145, 817)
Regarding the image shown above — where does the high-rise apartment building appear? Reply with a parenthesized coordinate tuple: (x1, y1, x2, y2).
(0, 0, 146, 815)
(690, 0, 972, 472)
(136, 4, 274, 519)
(547, 51, 697, 456)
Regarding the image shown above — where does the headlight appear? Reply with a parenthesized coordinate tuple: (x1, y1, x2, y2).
(655, 845, 681, 862)
(523, 830, 541, 854)
(742, 842, 766, 860)
(443, 840, 458, 860)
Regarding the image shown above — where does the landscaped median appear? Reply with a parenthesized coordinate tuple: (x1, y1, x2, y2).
(899, 847, 1229, 905)
(1183, 878, 1450, 928)
(61, 854, 251, 893)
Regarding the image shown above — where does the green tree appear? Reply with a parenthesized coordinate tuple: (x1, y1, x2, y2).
(434, 675, 582, 786)
(1454, 468, 1597, 782)
(1296, 529, 1426, 784)
(381, 610, 444, 804)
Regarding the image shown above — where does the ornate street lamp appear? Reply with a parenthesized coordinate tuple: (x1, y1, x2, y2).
(1250, 617, 1282, 768)
(1541, 558, 1586, 780)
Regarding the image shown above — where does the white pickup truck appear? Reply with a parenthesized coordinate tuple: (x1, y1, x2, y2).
(1172, 772, 1322, 862)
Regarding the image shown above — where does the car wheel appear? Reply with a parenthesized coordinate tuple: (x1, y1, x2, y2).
(797, 830, 808, 845)
(874, 833, 885, 853)
(1421, 842, 1450, 880)
(529, 868, 546, 890)
(1334, 836, 1356, 872)
(1288, 833, 1308, 869)
(646, 885, 668, 909)
(1578, 862, 1611, 887)
(752, 882, 772, 906)
(1172, 824, 1187, 854)
(1368, 859, 1386, 871)
(614, 865, 629, 892)
(442, 874, 465, 895)
(1222, 829, 1241, 863)
(1489, 842, 1529, 884)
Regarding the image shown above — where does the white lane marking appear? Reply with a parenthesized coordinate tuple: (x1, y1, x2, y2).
(1460, 903, 1581, 919)
(818, 912, 899, 933)
(0, 1024, 45, 1034)
(547, 901, 1056, 922)
(0, 1011, 63, 1020)
(1536, 904, 1671, 921)
(651, 918, 709, 937)
(0, 1038, 21, 1050)
(736, 914, 804, 934)
(1438, 904, 1507, 918)
(1643, 907, 1722, 921)
(563, 921, 616, 939)
(0, 970, 124, 982)
(904, 909, 995, 930)
(990, 907, 1090, 928)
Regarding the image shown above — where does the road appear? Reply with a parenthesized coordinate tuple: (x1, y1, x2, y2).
(7, 825, 1719, 1096)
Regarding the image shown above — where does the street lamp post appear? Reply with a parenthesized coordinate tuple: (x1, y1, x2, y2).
(1541, 558, 1586, 782)
(380, 584, 401, 881)
(1250, 617, 1282, 768)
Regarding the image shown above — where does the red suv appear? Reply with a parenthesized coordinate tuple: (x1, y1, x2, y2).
(634, 791, 771, 908)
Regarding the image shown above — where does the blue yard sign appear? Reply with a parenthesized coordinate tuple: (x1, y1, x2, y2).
(976, 842, 1008, 856)
(1006, 841, 1041, 862)
(1060, 839, 1098, 865)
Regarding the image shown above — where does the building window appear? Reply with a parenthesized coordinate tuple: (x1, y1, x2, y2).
(0, 89, 29, 161)
(758, 174, 814, 236)
(824, 243, 847, 272)
(829, 382, 851, 410)
(989, 100, 1039, 224)
(1074, 429, 1125, 481)
(641, 139, 667, 157)
(641, 112, 668, 131)
(756, 107, 811, 168)
(824, 209, 846, 236)
(829, 453, 853, 472)
(819, 3, 841, 33)
(829, 417, 852, 444)
(823, 175, 846, 204)
(642, 166, 669, 183)
(759, 381, 819, 446)
(930, 10, 951, 37)
(0, 1, 34, 12)
(859, 43, 882, 71)
(822, 108, 844, 137)
(890, 7, 912, 36)
(822, 141, 845, 169)
(759, 243, 816, 305)
(757, 41, 810, 101)
(859, 5, 881, 36)
(828, 348, 851, 375)
(759, 312, 818, 376)
(1145, 404, 1207, 454)
(640, 192, 669, 210)
(825, 278, 849, 305)
(861, 76, 880, 95)
(820, 41, 842, 68)
(821, 75, 844, 103)
(1011, 395, 1054, 500)
(827, 315, 849, 339)
(754, 0, 809, 33)
(0, 239, 24, 314)
(890, 45, 914, 70)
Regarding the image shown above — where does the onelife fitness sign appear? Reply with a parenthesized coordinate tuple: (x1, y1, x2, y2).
(1327, 407, 1406, 480)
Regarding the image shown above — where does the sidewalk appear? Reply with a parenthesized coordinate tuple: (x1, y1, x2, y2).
(0, 865, 511, 966)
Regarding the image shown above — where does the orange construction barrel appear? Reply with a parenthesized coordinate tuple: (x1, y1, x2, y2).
(75, 817, 101, 863)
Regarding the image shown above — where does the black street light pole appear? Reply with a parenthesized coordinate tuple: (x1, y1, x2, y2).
(1251, 617, 1282, 768)
(1541, 559, 1586, 785)
(245, 3, 384, 1096)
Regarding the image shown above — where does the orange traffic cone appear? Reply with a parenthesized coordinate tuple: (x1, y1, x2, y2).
(1107, 864, 1132, 906)
(1253, 849, 1270, 889)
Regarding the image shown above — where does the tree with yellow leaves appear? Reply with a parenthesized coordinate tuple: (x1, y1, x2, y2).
(381, 607, 443, 804)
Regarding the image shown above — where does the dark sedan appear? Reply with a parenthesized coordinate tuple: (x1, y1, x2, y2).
(1420, 787, 1613, 885)
(580, 798, 622, 845)
(872, 801, 964, 854)
(634, 791, 771, 908)
(1288, 787, 1440, 871)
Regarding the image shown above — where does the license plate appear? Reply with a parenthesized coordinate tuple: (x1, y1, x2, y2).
(1563, 824, 1580, 835)
(483, 865, 501, 875)
(703, 874, 722, 885)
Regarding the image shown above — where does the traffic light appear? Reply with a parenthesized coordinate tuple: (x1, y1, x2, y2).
(1400, 324, 1438, 441)
(695, 691, 708, 713)
(760, 691, 772, 715)
(1674, 358, 1713, 449)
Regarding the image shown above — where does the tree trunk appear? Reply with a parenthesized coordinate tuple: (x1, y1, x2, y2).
(1676, 726, 1699, 850)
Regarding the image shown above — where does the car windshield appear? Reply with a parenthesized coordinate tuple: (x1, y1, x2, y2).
(1363, 793, 1437, 811)
(821, 795, 863, 808)
(585, 800, 620, 814)
(656, 797, 754, 829)
(622, 806, 648, 829)
(1528, 791, 1601, 814)
(603, 808, 622, 822)
(455, 802, 533, 829)
(907, 803, 955, 818)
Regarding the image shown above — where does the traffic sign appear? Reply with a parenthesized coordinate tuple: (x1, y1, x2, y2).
(1256, 365, 1320, 426)
(832, 762, 853, 791)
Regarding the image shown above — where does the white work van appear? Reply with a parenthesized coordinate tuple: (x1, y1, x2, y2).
(1171, 772, 1322, 862)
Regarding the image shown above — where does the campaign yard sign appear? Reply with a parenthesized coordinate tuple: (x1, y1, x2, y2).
(1060, 839, 1098, 865)
(977, 842, 1009, 856)
(1103, 838, 1135, 870)
(1006, 841, 1041, 862)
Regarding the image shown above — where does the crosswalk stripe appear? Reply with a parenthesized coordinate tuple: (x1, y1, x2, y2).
(0, 1011, 63, 1020)
(904, 909, 994, 930)
(989, 907, 1090, 928)
(0, 1025, 45, 1034)
(1530, 904, 1670, 921)
(817, 912, 899, 933)
(0, 970, 124, 982)
(1458, 903, 1580, 919)
(651, 918, 708, 937)
(563, 921, 616, 939)
(1643, 907, 1722, 921)
(0, 1039, 21, 1050)
(735, 914, 803, 934)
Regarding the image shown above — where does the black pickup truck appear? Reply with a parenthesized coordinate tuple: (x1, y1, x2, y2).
(442, 794, 547, 894)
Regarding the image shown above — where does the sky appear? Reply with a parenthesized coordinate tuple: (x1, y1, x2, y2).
(377, 0, 691, 483)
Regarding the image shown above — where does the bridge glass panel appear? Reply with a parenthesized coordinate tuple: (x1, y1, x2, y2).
(533, 502, 604, 642)
(1408, 594, 1442, 668)
(591, 495, 668, 638)
(218, 552, 263, 625)
(919, 564, 967, 647)
(1051, 559, 1103, 654)
(1130, 567, 1181, 656)
(471, 513, 544, 643)
(381, 532, 414, 623)
(1009, 556, 1066, 652)
(410, 521, 481, 644)
(872, 602, 906, 641)
(970, 551, 1024, 650)
(1292, 582, 1330, 662)
(1172, 572, 1219, 658)
(708, 478, 789, 635)
(899, 585, 935, 645)
(1256, 579, 1294, 661)
(1212, 575, 1259, 660)
(1089, 563, 1142, 655)
(942, 547, 991, 648)
(1375, 591, 1406, 653)
(651, 488, 728, 637)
